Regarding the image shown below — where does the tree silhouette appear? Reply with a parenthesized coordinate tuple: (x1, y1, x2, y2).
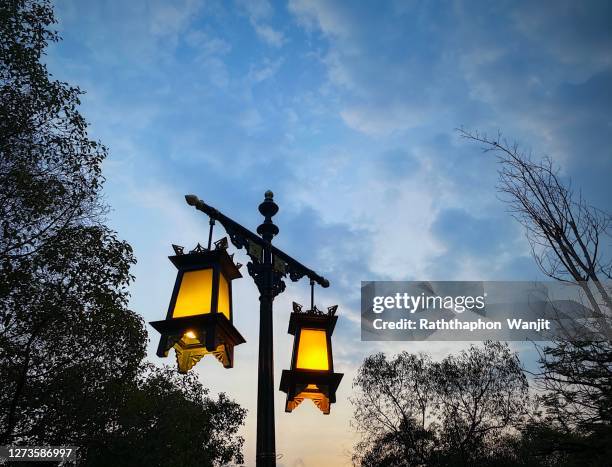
(460, 128, 612, 465)
(0, 1, 245, 465)
(352, 342, 528, 466)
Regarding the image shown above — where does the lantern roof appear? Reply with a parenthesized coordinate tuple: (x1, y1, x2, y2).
(169, 248, 242, 280)
(288, 304, 338, 336)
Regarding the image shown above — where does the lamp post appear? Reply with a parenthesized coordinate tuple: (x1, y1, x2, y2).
(170, 190, 335, 467)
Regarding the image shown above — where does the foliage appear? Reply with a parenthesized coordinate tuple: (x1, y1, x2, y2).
(0, 0, 142, 445)
(0, 2, 246, 466)
(1, 0, 106, 261)
(84, 366, 246, 467)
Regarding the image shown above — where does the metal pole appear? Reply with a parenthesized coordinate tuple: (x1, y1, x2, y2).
(207, 218, 215, 250)
(310, 279, 315, 311)
(256, 191, 279, 467)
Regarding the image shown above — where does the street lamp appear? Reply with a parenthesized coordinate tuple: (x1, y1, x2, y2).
(149, 191, 340, 467)
(150, 242, 245, 373)
(280, 302, 343, 414)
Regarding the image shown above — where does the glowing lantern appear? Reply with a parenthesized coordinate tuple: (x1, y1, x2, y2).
(280, 303, 343, 414)
(150, 243, 245, 373)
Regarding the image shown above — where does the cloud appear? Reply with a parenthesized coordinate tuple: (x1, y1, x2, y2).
(254, 23, 286, 47)
(237, 0, 286, 47)
(236, 0, 273, 20)
(340, 103, 428, 137)
(247, 57, 284, 83)
(149, 0, 202, 38)
(511, 1, 612, 74)
(185, 30, 232, 55)
(288, 0, 353, 38)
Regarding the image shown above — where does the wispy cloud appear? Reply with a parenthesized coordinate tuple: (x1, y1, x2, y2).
(237, 0, 286, 47)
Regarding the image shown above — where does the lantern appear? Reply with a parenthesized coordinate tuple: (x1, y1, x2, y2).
(279, 303, 343, 414)
(149, 242, 245, 373)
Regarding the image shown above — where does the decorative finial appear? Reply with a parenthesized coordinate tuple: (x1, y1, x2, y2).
(257, 190, 279, 241)
(185, 194, 199, 205)
(190, 243, 207, 254)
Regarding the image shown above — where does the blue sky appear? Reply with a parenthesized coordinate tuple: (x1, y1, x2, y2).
(46, 1, 612, 465)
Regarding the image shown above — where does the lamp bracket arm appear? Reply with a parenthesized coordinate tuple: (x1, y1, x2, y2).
(185, 194, 330, 288)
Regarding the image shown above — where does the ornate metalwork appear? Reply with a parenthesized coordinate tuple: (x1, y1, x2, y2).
(273, 255, 286, 274)
(172, 244, 184, 255)
(174, 341, 231, 373)
(247, 261, 287, 297)
(214, 237, 229, 250)
(185, 193, 330, 289)
(223, 224, 247, 250)
(174, 344, 206, 373)
(285, 384, 331, 414)
(291, 301, 338, 316)
(247, 240, 263, 263)
(190, 243, 207, 254)
(272, 271, 287, 297)
(287, 263, 307, 283)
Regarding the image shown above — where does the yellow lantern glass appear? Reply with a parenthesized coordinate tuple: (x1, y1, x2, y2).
(172, 268, 230, 320)
(217, 273, 230, 319)
(172, 269, 213, 318)
(296, 329, 329, 370)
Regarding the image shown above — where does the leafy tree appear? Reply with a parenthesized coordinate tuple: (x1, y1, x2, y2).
(0, 0, 106, 261)
(0, 2, 246, 465)
(84, 366, 246, 467)
(351, 342, 529, 466)
(0, 0, 143, 445)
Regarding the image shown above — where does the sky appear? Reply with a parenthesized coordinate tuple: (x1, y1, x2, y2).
(45, 1, 612, 465)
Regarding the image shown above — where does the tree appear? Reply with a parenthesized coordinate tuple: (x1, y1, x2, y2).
(84, 366, 246, 467)
(351, 342, 529, 466)
(0, 0, 106, 262)
(459, 128, 612, 465)
(433, 341, 528, 462)
(0, 2, 246, 465)
(0, 0, 145, 445)
(352, 352, 436, 466)
(457, 129, 611, 328)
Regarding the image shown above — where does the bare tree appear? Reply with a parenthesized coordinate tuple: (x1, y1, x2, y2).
(459, 128, 612, 456)
(458, 128, 611, 330)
